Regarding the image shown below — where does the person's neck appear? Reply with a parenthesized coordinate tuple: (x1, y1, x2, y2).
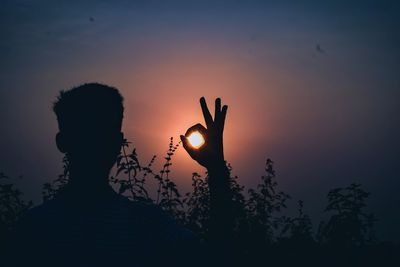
(66, 170, 114, 197)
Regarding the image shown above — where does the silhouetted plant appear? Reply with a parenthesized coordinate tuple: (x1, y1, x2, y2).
(109, 138, 149, 202)
(42, 156, 69, 202)
(0, 173, 33, 232)
(16, 141, 380, 251)
(155, 138, 183, 214)
(2, 138, 387, 266)
(280, 200, 314, 244)
(317, 183, 377, 247)
(183, 172, 210, 235)
(246, 159, 291, 245)
(110, 137, 186, 221)
(226, 164, 249, 243)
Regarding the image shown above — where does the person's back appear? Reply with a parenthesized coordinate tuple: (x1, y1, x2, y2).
(7, 83, 199, 267)
(13, 185, 196, 266)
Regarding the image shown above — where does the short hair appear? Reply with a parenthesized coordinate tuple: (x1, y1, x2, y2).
(53, 83, 124, 132)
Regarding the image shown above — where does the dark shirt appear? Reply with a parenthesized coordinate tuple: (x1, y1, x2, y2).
(7, 187, 201, 267)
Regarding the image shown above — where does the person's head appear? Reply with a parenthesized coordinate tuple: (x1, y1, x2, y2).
(53, 83, 124, 180)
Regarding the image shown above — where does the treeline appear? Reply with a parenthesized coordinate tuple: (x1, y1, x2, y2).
(1, 138, 398, 266)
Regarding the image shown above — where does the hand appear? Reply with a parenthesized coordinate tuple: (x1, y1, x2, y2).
(180, 97, 228, 169)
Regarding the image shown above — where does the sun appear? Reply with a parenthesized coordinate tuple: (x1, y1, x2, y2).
(187, 131, 205, 149)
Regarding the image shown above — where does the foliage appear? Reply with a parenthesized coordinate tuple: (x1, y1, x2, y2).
(110, 137, 186, 221)
(0, 173, 33, 232)
(1, 137, 386, 265)
(109, 139, 148, 201)
(317, 183, 377, 246)
(183, 172, 210, 235)
(245, 159, 291, 245)
(42, 156, 69, 202)
(280, 200, 314, 244)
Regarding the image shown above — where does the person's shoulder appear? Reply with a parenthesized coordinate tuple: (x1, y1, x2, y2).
(14, 198, 67, 234)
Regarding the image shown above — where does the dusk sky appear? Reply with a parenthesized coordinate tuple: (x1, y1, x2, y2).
(1, 0, 399, 241)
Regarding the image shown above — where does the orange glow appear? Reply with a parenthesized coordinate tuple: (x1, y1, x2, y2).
(187, 131, 205, 149)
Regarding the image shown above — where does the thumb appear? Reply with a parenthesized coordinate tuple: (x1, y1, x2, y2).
(180, 135, 196, 158)
(180, 135, 190, 151)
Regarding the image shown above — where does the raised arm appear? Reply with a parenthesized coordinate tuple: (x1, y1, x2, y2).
(180, 97, 233, 245)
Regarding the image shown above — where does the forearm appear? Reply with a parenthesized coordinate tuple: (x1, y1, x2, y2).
(207, 162, 233, 243)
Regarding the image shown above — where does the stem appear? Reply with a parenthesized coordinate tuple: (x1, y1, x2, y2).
(122, 144, 135, 200)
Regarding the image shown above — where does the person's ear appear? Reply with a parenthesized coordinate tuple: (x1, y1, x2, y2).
(56, 132, 67, 153)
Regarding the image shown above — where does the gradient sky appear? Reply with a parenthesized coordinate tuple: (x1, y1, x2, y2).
(1, 0, 399, 241)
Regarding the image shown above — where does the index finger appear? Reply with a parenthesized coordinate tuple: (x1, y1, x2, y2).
(184, 123, 207, 137)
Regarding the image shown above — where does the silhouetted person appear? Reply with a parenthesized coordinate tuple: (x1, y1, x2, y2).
(7, 83, 201, 267)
